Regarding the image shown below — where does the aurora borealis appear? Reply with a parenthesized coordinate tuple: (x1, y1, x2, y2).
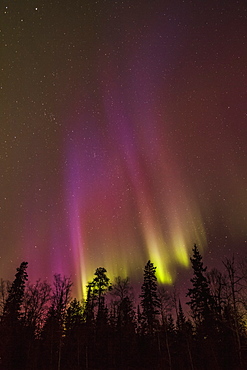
(1, 1, 247, 297)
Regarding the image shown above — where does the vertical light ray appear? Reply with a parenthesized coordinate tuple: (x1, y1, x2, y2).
(65, 141, 88, 297)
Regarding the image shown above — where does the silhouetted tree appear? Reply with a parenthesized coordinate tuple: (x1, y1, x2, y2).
(65, 298, 84, 331)
(111, 276, 133, 302)
(0, 252, 246, 369)
(22, 279, 51, 335)
(207, 267, 227, 316)
(176, 300, 195, 370)
(84, 267, 111, 368)
(63, 298, 85, 369)
(109, 276, 134, 328)
(3, 262, 28, 323)
(113, 295, 137, 368)
(40, 274, 72, 370)
(223, 257, 245, 368)
(140, 260, 160, 336)
(186, 245, 213, 325)
(1, 262, 28, 369)
(186, 245, 222, 369)
(138, 261, 161, 368)
(93, 267, 110, 314)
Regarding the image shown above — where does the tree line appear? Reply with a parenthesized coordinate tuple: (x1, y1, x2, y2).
(0, 244, 247, 369)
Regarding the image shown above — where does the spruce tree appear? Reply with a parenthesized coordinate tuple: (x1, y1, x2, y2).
(186, 244, 213, 325)
(1, 262, 28, 369)
(140, 260, 160, 335)
(186, 245, 219, 369)
(3, 261, 28, 324)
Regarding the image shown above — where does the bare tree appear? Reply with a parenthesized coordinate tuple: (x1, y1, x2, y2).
(110, 276, 133, 302)
(207, 267, 227, 318)
(51, 274, 73, 318)
(22, 279, 52, 335)
(42, 274, 73, 370)
(223, 257, 245, 368)
(109, 276, 134, 328)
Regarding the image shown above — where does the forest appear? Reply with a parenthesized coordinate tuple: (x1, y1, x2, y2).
(0, 244, 246, 370)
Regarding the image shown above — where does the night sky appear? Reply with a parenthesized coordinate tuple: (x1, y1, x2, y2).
(1, 0, 247, 298)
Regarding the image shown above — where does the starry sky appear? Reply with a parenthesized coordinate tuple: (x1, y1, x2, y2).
(1, 0, 247, 297)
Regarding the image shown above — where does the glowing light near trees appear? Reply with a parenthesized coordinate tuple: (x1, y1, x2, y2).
(65, 97, 207, 295)
(0, 1, 246, 298)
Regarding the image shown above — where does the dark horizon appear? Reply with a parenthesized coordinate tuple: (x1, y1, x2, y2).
(1, 0, 247, 300)
(0, 247, 246, 369)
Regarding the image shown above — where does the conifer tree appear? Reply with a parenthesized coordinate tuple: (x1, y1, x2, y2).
(186, 244, 213, 325)
(85, 267, 111, 323)
(3, 261, 28, 323)
(63, 298, 85, 369)
(140, 260, 160, 335)
(1, 262, 28, 369)
(93, 267, 111, 315)
(66, 298, 84, 331)
(186, 245, 220, 369)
